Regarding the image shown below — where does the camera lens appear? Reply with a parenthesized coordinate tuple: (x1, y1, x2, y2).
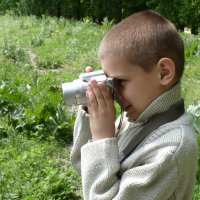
(62, 80, 88, 106)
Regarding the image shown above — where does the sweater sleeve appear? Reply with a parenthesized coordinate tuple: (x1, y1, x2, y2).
(70, 106, 92, 175)
(70, 109, 124, 176)
(81, 138, 179, 200)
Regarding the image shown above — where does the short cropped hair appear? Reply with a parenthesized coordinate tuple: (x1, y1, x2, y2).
(98, 10, 185, 80)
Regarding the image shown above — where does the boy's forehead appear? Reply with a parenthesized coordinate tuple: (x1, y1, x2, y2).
(101, 55, 124, 69)
(103, 66, 135, 80)
(101, 56, 135, 78)
(102, 61, 124, 78)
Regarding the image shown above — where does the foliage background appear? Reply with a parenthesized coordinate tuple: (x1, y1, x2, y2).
(0, 0, 200, 33)
(0, 1, 199, 199)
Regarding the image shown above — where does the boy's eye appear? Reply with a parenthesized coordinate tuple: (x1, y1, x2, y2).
(118, 80, 125, 86)
(113, 79, 126, 88)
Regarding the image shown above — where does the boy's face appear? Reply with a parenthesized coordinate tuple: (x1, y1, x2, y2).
(101, 56, 164, 120)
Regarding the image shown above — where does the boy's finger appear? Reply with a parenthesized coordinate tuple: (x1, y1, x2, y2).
(91, 81, 106, 107)
(99, 82, 114, 105)
(85, 66, 94, 73)
(87, 85, 101, 113)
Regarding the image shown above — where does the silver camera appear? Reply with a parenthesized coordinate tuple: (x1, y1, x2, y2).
(62, 70, 120, 106)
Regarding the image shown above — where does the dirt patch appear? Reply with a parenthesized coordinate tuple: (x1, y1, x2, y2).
(27, 49, 72, 75)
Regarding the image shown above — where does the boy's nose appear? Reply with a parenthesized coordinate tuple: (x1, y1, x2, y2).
(117, 93, 129, 109)
(115, 92, 126, 108)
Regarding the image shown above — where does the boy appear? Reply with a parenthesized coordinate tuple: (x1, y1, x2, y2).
(70, 10, 198, 200)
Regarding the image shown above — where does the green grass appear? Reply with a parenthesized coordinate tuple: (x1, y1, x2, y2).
(0, 14, 199, 199)
(0, 134, 81, 199)
(182, 55, 200, 107)
(0, 15, 112, 74)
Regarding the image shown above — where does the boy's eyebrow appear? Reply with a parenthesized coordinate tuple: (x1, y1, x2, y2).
(104, 71, 126, 79)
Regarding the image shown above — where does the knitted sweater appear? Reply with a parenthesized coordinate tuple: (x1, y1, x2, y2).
(70, 83, 198, 200)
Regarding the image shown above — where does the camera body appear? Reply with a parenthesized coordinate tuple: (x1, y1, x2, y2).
(62, 70, 115, 106)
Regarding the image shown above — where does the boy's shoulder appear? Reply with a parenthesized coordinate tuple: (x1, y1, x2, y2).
(140, 111, 194, 145)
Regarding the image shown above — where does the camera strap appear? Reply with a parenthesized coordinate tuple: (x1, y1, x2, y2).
(119, 99, 185, 165)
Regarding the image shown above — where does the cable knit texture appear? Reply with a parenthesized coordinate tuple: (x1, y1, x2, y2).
(70, 83, 198, 200)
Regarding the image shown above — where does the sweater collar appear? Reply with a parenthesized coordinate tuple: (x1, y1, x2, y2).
(128, 82, 182, 123)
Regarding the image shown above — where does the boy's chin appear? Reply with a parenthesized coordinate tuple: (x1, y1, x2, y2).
(125, 112, 138, 121)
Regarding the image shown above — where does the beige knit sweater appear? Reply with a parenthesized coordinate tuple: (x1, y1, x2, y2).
(70, 83, 198, 200)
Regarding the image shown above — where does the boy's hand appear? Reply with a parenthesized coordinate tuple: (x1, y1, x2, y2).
(82, 66, 94, 112)
(85, 66, 94, 73)
(86, 79, 116, 140)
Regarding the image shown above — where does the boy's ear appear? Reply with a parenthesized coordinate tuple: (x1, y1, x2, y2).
(157, 58, 176, 85)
